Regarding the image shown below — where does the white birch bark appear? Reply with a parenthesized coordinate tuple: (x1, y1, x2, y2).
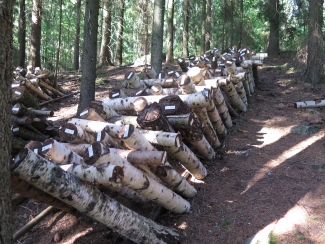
(89, 100, 119, 120)
(60, 123, 95, 144)
(79, 108, 106, 122)
(294, 100, 325, 108)
(12, 149, 180, 243)
(102, 96, 147, 111)
(62, 143, 90, 156)
(82, 145, 191, 213)
(234, 81, 248, 106)
(206, 100, 227, 137)
(212, 87, 233, 128)
(40, 139, 86, 165)
(177, 74, 196, 94)
(125, 71, 145, 88)
(138, 130, 207, 179)
(193, 107, 221, 148)
(140, 78, 178, 88)
(219, 79, 247, 112)
(95, 130, 122, 148)
(143, 65, 157, 79)
(187, 67, 205, 85)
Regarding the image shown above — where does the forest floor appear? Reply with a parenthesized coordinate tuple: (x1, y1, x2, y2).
(12, 56, 325, 244)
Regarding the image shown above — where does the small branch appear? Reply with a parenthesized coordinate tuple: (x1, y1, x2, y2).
(39, 91, 79, 106)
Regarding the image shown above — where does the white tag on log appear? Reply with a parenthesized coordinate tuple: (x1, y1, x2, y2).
(34, 148, 38, 154)
(136, 90, 142, 95)
(168, 71, 174, 75)
(123, 124, 130, 138)
(15, 91, 21, 95)
(65, 128, 74, 134)
(42, 144, 52, 151)
(212, 57, 216, 62)
(12, 127, 19, 132)
(158, 73, 162, 79)
(80, 110, 88, 116)
(215, 69, 221, 72)
(127, 72, 133, 79)
(176, 137, 180, 148)
(190, 119, 194, 126)
(12, 107, 19, 112)
(178, 58, 183, 62)
(152, 86, 159, 92)
(180, 75, 186, 85)
(147, 65, 151, 69)
(166, 78, 173, 83)
(226, 61, 232, 65)
(88, 145, 94, 157)
(165, 105, 175, 110)
(175, 72, 180, 78)
(112, 93, 119, 98)
(97, 132, 101, 141)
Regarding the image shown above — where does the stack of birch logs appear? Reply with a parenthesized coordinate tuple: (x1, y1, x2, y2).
(11, 47, 264, 244)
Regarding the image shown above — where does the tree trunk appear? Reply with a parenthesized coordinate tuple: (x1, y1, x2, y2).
(77, 0, 100, 114)
(115, 0, 125, 66)
(73, 0, 81, 70)
(201, 0, 207, 54)
(18, 0, 26, 68)
(83, 144, 191, 213)
(12, 149, 180, 243)
(97, 0, 113, 68)
(205, 0, 211, 51)
(0, 1, 14, 240)
(54, 0, 63, 87)
(28, 0, 42, 67)
(166, 0, 174, 63)
(304, 0, 324, 88)
(266, 0, 280, 54)
(182, 0, 189, 58)
(151, 0, 165, 73)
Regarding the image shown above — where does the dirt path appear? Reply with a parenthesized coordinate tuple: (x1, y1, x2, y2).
(12, 58, 325, 244)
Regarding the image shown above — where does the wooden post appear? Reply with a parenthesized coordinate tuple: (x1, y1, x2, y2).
(12, 149, 180, 243)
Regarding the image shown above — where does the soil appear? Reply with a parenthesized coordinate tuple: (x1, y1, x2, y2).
(12, 56, 325, 244)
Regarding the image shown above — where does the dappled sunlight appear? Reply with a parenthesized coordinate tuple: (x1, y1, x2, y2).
(242, 131, 324, 194)
(255, 125, 293, 148)
(247, 204, 309, 243)
(49, 104, 78, 121)
(177, 221, 188, 230)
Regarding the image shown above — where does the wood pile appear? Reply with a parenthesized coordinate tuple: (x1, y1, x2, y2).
(11, 47, 265, 244)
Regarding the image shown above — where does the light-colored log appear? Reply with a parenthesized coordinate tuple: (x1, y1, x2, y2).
(82, 145, 191, 214)
(79, 107, 106, 122)
(234, 81, 248, 106)
(39, 80, 65, 97)
(40, 138, 86, 165)
(187, 67, 205, 85)
(12, 149, 180, 243)
(141, 78, 178, 88)
(138, 129, 208, 179)
(193, 107, 221, 148)
(224, 60, 237, 75)
(95, 130, 122, 148)
(294, 100, 325, 108)
(60, 123, 95, 144)
(89, 100, 119, 120)
(108, 88, 127, 99)
(143, 65, 157, 79)
(110, 148, 167, 167)
(177, 74, 196, 94)
(102, 96, 146, 112)
(219, 78, 247, 112)
(125, 71, 144, 88)
(61, 143, 90, 156)
(211, 87, 233, 128)
(206, 100, 227, 137)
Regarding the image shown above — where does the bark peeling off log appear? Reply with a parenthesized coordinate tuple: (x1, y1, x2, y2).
(12, 149, 180, 243)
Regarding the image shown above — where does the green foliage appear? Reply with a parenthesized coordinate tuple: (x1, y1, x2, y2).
(268, 231, 278, 244)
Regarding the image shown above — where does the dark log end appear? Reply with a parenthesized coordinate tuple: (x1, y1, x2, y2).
(60, 123, 77, 142)
(119, 124, 135, 139)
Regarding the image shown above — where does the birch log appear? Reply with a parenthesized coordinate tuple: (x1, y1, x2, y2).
(102, 96, 147, 112)
(60, 123, 95, 144)
(177, 75, 196, 94)
(110, 148, 167, 167)
(234, 81, 248, 106)
(125, 71, 144, 88)
(12, 125, 48, 142)
(187, 67, 205, 85)
(158, 95, 191, 115)
(38, 80, 65, 97)
(138, 130, 207, 180)
(67, 118, 121, 136)
(12, 149, 180, 243)
(294, 100, 325, 108)
(167, 114, 216, 161)
(212, 87, 233, 128)
(11, 175, 73, 213)
(141, 78, 178, 88)
(82, 145, 191, 214)
(40, 139, 86, 166)
(143, 65, 157, 79)
(89, 100, 119, 120)
(219, 78, 247, 112)
(206, 100, 227, 137)
(95, 130, 122, 148)
(193, 107, 221, 148)
(62, 143, 90, 156)
(21, 79, 52, 100)
(79, 108, 106, 122)
(137, 102, 175, 132)
(108, 88, 127, 99)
